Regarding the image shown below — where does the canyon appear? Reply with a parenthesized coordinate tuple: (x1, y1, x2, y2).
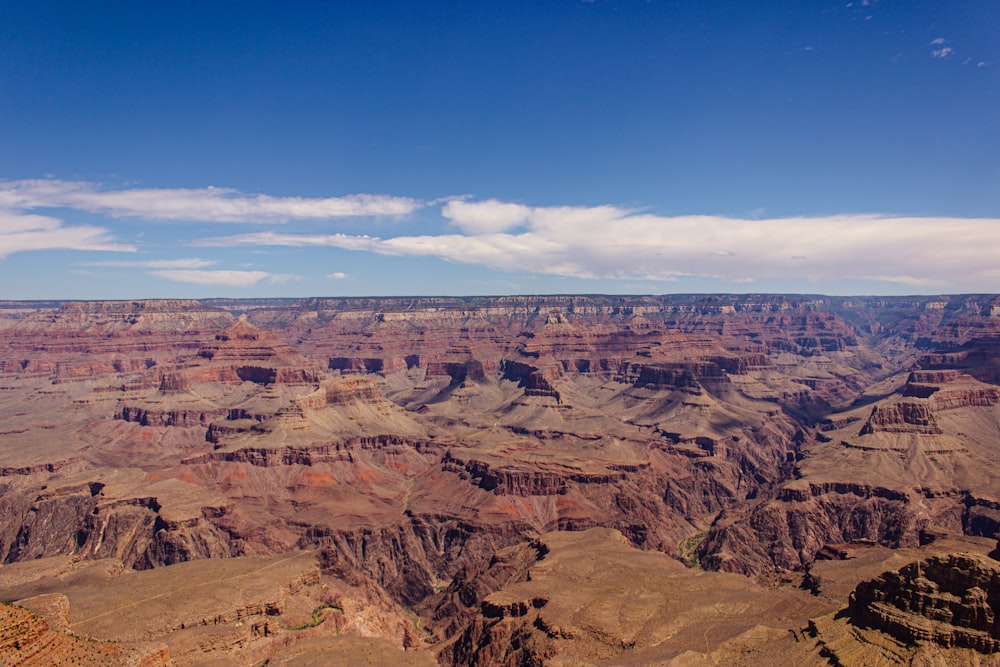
(1, 294, 1000, 665)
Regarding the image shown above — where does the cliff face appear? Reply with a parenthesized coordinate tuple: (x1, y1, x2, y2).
(0, 296, 829, 583)
(850, 552, 1000, 652)
(0, 478, 235, 569)
(698, 483, 917, 574)
(859, 402, 943, 435)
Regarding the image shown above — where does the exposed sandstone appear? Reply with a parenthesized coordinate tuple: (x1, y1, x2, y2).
(850, 552, 1000, 652)
(0, 601, 170, 667)
(859, 402, 942, 435)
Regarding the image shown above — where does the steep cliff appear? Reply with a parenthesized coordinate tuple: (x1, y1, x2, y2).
(850, 552, 1000, 652)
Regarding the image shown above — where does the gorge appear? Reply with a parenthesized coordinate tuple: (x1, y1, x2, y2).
(2, 294, 1000, 665)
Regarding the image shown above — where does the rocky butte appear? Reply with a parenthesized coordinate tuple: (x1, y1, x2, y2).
(1, 294, 1000, 665)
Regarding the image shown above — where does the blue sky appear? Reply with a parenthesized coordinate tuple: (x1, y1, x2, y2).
(1, 0, 998, 299)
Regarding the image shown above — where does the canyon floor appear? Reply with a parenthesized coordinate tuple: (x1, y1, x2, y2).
(2, 294, 1000, 666)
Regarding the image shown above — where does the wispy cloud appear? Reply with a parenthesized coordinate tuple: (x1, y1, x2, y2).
(0, 210, 134, 259)
(83, 258, 216, 269)
(150, 269, 298, 287)
(81, 257, 304, 287)
(327, 271, 349, 279)
(195, 200, 1000, 290)
(0, 178, 423, 262)
(0, 179, 423, 223)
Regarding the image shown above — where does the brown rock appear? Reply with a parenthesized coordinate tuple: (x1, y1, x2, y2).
(849, 552, 1000, 653)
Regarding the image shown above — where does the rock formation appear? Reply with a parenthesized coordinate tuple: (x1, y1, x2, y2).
(0, 599, 170, 667)
(849, 552, 1000, 652)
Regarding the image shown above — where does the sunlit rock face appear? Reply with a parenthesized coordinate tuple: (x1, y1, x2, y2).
(850, 552, 1000, 652)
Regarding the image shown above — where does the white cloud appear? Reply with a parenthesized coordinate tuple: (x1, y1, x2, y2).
(327, 272, 349, 279)
(265, 273, 301, 285)
(0, 210, 134, 259)
(150, 269, 289, 287)
(0, 179, 423, 223)
(0, 178, 423, 262)
(84, 258, 217, 269)
(866, 275, 946, 287)
(195, 202, 1000, 290)
(932, 47, 954, 59)
(194, 231, 381, 251)
(442, 199, 532, 233)
(930, 37, 946, 45)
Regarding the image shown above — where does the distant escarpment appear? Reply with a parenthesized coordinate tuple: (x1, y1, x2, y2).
(0, 300, 235, 380)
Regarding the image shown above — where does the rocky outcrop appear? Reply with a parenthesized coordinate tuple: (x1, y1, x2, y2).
(0, 482, 235, 570)
(615, 361, 735, 397)
(443, 454, 569, 496)
(966, 495, 1000, 538)
(849, 552, 1000, 652)
(898, 371, 1000, 409)
(859, 402, 942, 435)
(328, 355, 412, 374)
(440, 599, 552, 667)
(118, 405, 230, 427)
(698, 485, 917, 574)
(0, 601, 171, 667)
(426, 360, 489, 384)
(435, 537, 559, 667)
(296, 376, 385, 409)
(500, 360, 561, 400)
(157, 365, 242, 391)
(421, 539, 548, 639)
(931, 387, 1000, 410)
(315, 517, 536, 608)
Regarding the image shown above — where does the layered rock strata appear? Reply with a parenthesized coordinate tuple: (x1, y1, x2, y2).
(850, 552, 1000, 652)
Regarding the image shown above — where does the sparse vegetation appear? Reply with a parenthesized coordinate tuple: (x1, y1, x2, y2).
(407, 607, 433, 637)
(678, 530, 707, 568)
(286, 604, 343, 631)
